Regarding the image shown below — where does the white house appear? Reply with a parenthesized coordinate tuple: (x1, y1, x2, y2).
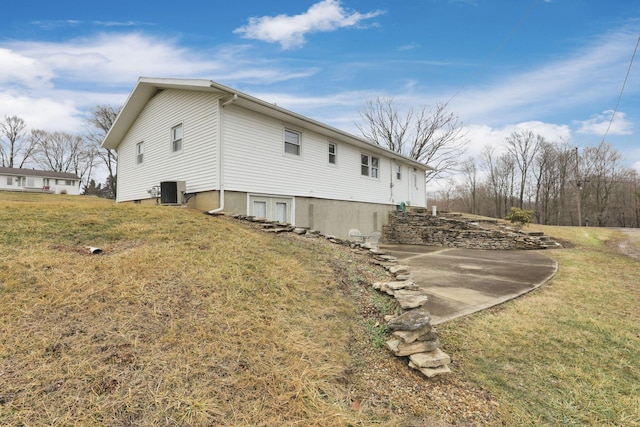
(0, 167, 81, 195)
(102, 78, 429, 238)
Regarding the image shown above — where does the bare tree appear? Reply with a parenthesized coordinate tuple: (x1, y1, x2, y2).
(31, 130, 95, 184)
(460, 158, 479, 214)
(0, 115, 36, 168)
(505, 130, 542, 209)
(85, 105, 120, 198)
(357, 97, 467, 183)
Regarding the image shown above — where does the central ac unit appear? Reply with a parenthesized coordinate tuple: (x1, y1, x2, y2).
(160, 181, 186, 205)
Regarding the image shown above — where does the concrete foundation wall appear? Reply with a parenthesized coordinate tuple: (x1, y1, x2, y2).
(128, 190, 397, 239)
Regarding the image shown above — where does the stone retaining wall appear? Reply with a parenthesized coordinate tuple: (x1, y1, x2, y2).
(383, 211, 559, 250)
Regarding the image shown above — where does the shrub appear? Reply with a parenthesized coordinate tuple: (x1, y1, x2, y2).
(505, 207, 534, 228)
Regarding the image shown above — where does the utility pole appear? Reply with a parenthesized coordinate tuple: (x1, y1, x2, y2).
(574, 147, 582, 227)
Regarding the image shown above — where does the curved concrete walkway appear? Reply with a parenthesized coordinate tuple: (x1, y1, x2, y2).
(379, 245, 558, 325)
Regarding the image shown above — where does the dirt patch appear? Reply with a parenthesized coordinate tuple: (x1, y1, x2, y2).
(606, 229, 640, 261)
(309, 236, 502, 425)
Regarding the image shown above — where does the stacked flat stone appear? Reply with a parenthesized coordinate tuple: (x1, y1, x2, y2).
(372, 255, 451, 378)
(386, 308, 451, 378)
(227, 214, 453, 378)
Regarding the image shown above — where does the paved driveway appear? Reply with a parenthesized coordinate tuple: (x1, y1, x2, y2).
(380, 245, 558, 325)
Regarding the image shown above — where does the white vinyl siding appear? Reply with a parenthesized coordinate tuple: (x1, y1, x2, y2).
(223, 106, 425, 205)
(115, 89, 220, 202)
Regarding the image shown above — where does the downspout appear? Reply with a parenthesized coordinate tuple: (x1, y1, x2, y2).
(207, 93, 237, 214)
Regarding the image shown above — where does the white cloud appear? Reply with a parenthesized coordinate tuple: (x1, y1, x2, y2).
(0, 92, 81, 131)
(398, 42, 421, 51)
(575, 110, 634, 136)
(0, 48, 53, 88)
(0, 32, 320, 132)
(233, 0, 384, 49)
(446, 27, 640, 125)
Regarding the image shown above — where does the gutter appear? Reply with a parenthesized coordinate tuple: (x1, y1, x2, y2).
(207, 92, 237, 214)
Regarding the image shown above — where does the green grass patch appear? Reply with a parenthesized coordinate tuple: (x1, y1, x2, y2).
(441, 225, 640, 426)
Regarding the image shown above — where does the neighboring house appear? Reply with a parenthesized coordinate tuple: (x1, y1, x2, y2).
(0, 167, 81, 195)
(102, 77, 429, 238)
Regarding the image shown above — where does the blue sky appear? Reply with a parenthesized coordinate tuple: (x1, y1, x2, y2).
(1, 0, 639, 183)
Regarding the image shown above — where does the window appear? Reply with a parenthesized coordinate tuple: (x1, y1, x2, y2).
(284, 129, 300, 156)
(171, 124, 183, 153)
(361, 154, 379, 178)
(65, 180, 73, 186)
(6, 177, 12, 186)
(136, 142, 144, 164)
(413, 168, 418, 188)
(361, 154, 369, 176)
(328, 142, 337, 164)
(396, 164, 402, 180)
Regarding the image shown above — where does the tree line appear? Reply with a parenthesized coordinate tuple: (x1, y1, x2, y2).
(433, 130, 639, 228)
(0, 106, 119, 198)
(4, 97, 638, 228)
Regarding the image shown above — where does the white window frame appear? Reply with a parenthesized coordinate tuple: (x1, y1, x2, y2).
(284, 128, 301, 156)
(171, 124, 183, 153)
(396, 164, 402, 180)
(361, 153, 379, 178)
(6, 177, 12, 186)
(328, 142, 337, 165)
(136, 141, 144, 165)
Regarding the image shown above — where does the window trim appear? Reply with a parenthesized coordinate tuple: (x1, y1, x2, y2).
(284, 128, 301, 156)
(171, 123, 183, 154)
(328, 142, 337, 165)
(395, 164, 402, 180)
(136, 141, 144, 165)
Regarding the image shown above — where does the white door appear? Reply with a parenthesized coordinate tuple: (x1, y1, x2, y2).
(249, 196, 293, 224)
(275, 202, 287, 223)
(253, 201, 267, 218)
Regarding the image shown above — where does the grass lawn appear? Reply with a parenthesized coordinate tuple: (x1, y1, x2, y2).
(1, 192, 639, 426)
(441, 225, 640, 426)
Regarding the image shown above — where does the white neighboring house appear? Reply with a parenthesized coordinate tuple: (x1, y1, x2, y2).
(102, 77, 429, 238)
(0, 167, 81, 195)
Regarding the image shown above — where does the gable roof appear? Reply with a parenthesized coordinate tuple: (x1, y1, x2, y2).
(102, 77, 430, 171)
(0, 167, 80, 180)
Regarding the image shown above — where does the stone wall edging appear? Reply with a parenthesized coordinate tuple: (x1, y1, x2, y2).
(221, 213, 451, 379)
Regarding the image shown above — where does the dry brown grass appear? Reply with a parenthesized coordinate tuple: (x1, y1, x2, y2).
(1, 193, 365, 426)
(14, 195, 636, 426)
(3, 192, 499, 426)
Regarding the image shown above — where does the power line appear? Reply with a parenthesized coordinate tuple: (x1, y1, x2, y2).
(446, 0, 540, 106)
(601, 35, 640, 146)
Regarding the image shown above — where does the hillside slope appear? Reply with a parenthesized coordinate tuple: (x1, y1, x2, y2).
(0, 193, 497, 426)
